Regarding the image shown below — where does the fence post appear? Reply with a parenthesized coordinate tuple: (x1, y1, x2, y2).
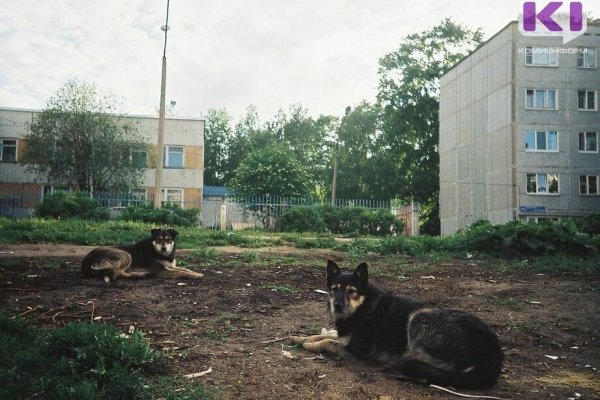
(220, 203, 227, 230)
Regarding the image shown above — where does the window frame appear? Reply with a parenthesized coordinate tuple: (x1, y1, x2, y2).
(525, 46, 559, 67)
(579, 175, 599, 196)
(163, 145, 184, 169)
(578, 132, 599, 153)
(0, 138, 17, 162)
(525, 130, 559, 152)
(526, 173, 560, 195)
(577, 90, 598, 111)
(163, 188, 184, 207)
(525, 89, 558, 110)
(577, 47, 597, 69)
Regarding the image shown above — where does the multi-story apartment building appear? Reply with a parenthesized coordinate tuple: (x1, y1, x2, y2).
(0, 107, 204, 213)
(439, 21, 599, 235)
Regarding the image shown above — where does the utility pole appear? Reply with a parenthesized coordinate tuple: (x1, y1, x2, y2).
(331, 106, 351, 206)
(153, 0, 170, 209)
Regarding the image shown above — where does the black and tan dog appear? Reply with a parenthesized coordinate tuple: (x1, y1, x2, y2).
(291, 260, 503, 390)
(81, 228, 203, 282)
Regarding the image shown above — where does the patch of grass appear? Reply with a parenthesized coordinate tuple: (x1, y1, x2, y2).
(489, 297, 523, 309)
(203, 330, 225, 342)
(190, 247, 219, 260)
(0, 258, 21, 270)
(0, 312, 212, 399)
(370, 269, 408, 281)
(38, 260, 66, 270)
(240, 251, 259, 263)
(535, 371, 600, 394)
(258, 284, 300, 294)
(512, 255, 600, 273)
(290, 236, 337, 249)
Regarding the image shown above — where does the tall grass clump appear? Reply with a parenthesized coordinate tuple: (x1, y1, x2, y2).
(0, 313, 212, 400)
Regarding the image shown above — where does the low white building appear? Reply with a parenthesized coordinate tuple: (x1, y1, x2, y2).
(0, 107, 204, 212)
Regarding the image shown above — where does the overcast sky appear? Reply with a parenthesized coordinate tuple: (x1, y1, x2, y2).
(0, 1, 596, 121)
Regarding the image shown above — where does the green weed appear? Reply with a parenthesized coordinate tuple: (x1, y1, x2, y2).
(0, 312, 212, 399)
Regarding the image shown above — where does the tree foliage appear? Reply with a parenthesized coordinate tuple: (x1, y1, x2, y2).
(204, 108, 233, 186)
(375, 19, 483, 233)
(23, 79, 149, 193)
(333, 101, 381, 199)
(230, 143, 313, 198)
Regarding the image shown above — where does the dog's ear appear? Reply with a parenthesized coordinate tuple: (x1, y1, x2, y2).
(326, 260, 340, 288)
(151, 228, 161, 238)
(354, 262, 368, 287)
(168, 229, 178, 238)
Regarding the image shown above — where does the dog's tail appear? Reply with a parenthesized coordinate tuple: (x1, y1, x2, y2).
(395, 354, 503, 390)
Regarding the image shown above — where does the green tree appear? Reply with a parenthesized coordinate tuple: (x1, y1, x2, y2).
(23, 79, 148, 194)
(376, 19, 483, 234)
(269, 104, 337, 194)
(204, 108, 233, 186)
(223, 105, 267, 184)
(230, 144, 313, 198)
(333, 101, 381, 199)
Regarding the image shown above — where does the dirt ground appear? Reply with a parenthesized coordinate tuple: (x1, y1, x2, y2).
(1, 244, 599, 400)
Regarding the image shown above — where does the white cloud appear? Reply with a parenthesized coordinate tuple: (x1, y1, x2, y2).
(1, 0, 596, 120)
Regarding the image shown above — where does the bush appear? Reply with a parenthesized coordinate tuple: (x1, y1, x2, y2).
(35, 192, 110, 220)
(580, 213, 600, 236)
(120, 203, 200, 227)
(276, 206, 325, 233)
(277, 205, 405, 236)
(0, 313, 212, 400)
(455, 219, 598, 258)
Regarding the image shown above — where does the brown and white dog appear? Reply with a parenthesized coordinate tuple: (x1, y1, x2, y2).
(81, 228, 203, 282)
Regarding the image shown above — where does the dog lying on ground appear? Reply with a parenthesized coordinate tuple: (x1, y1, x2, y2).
(81, 228, 204, 282)
(291, 260, 503, 390)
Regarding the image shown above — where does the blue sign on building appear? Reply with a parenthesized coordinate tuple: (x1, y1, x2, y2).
(519, 206, 546, 213)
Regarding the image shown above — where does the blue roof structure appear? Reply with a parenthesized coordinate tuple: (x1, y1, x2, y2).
(203, 186, 232, 197)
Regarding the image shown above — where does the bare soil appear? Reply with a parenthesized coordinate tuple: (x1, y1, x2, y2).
(1, 244, 599, 400)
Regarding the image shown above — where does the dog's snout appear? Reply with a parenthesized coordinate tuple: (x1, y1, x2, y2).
(334, 300, 345, 311)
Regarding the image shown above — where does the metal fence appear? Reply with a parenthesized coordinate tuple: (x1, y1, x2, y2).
(201, 195, 396, 230)
(0, 188, 418, 235)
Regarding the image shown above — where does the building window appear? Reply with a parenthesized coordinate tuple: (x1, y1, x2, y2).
(526, 89, 557, 110)
(164, 188, 184, 207)
(0, 139, 17, 162)
(526, 173, 559, 194)
(525, 130, 558, 151)
(164, 145, 184, 168)
(577, 47, 597, 68)
(580, 175, 599, 195)
(525, 46, 558, 66)
(577, 90, 597, 111)
(579, 132, 598, 153)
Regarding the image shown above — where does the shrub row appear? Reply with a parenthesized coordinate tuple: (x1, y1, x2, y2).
(372, 218, 600, 258)
(277, 205, 405, 236)
(34, 192, 199, 226)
